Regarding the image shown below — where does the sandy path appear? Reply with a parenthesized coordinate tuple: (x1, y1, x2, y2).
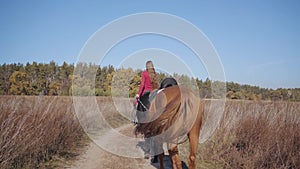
(68, 141, 105, 169)
(68, 124, 175, 169)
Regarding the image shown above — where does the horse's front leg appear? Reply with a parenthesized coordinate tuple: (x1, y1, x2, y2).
(168, 145, 182, 169)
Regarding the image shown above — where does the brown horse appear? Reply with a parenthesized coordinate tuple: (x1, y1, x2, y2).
(135, 85, 203, 169)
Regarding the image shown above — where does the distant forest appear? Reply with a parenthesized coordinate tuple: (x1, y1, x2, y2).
(0, 61, 299, 101)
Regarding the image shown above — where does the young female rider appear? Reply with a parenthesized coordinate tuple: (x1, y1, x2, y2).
(136, 60, 159, 99)
(135, 60, 159, 162)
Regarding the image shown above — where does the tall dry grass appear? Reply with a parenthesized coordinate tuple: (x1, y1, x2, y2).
(195, 100, 300, 169)
(2, 96, 299, 169)
(0, 96, 86, 169)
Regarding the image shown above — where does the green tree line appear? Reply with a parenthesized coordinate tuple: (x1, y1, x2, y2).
(0, 62, 299, 101)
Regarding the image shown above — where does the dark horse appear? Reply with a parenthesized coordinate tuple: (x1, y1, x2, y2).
(136, 78, 178, 113)
(135, 78, 203, 169)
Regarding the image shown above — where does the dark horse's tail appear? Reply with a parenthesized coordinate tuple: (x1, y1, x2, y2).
(159, 77, 178, 89)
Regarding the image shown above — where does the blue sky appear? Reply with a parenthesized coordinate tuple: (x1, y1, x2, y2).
(0, 0, 299, 89)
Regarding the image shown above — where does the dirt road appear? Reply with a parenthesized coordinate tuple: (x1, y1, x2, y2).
(68, 124, 177, 169)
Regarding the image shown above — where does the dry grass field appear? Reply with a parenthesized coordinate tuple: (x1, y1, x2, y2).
(180, 100, 300, 169)
(0, 96, 85, 168)
(0, 96, 299, 169)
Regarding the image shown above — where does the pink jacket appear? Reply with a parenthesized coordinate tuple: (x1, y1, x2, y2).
(138, 71, 153, 96)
